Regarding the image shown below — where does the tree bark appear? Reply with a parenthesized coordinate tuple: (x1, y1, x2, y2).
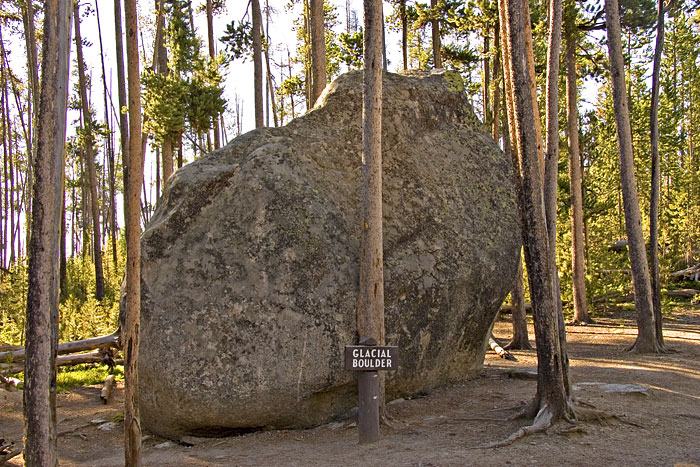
(123, 0, 143, 463)
(504, 0, 569, 420)
(252, 0, 264, 127)
(649, 0, 665, 347)
(431, 0, 442, 68)
(206, 0, 221, 148)
(23, 1, 72, 465)
(605, 0, 659, 353)
(95, 0, 119, 271)
(22, 0, 40, 247)
(359, 0, 385, 419)
(114, 0, 129, 204)
(401, 0, 408, 70)
(310, 0, 327, 104)
(74, 2, 105, 301)
(506, 254, 532, 350)
(564, 1, 592, 325)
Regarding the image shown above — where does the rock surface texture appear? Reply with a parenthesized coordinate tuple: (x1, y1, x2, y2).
(136, 71, 521, 439)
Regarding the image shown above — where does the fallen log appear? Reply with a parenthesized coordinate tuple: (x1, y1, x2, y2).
(0, 330, 119, 364)
(0, 351, 124, 375)
(663, 289, 700, 298)
(100, 374, 116, 404)
(670, 263, 700, 281)
(488, 335, 517, 361)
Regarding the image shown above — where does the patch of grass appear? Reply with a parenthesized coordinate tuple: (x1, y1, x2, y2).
(56, 364, 124, 393)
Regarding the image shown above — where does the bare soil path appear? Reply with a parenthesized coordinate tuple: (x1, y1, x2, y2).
(2, 307, 700, 466)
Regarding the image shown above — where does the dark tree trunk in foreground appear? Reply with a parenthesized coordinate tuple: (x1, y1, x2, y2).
(310, 0, 327, 104)
(503, 0, 570, 431)
(649, 0, 665, 348)
(74, 2, 105, 301)
(24, 1, 72, 465)
(498, 0, 530, 351)
(252, 0, 264, 127)
(123, 0, 143, 463)
(358, 0, 385, 428)
(605, 0, 659, 353)
(565, 0, 592, 325)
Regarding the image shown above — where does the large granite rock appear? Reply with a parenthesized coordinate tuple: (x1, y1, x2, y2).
(136, 70, 520, 439)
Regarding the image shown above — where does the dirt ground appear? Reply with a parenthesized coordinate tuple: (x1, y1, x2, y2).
(2, 306, 700, 467)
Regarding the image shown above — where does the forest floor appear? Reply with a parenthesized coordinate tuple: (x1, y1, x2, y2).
(2, 304, 700, 466)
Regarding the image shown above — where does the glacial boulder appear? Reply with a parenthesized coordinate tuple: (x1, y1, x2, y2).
(135, 70, 521, 439)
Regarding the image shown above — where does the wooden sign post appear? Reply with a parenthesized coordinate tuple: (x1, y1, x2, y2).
(344, 337, 399, 443)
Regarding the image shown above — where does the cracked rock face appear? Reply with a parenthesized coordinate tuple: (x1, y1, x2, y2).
(134, 70, 521, 439)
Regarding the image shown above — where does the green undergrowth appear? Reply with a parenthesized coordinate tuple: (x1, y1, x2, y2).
(56, 364, 124, 393)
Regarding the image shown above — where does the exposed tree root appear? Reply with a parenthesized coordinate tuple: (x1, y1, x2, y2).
(475, 398, 639, 448)
(479, 404, 556, 448)
(0, 439, 22, 463)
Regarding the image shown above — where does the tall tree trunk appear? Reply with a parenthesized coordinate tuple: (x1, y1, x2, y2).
(649, 0, 665, 348)
(492, 24, 501, 141)
(522, 0, 545, 180)
(154, 0, 173, 185)
(605, 0, 659, 353)
(500, 35, 530, 351)
(24, 1, 72, 464)
(310, 0, 327, 104)
(543, 0, 570, 394)
(401, 0, 408, 71)
(114, 0, 129, 208)
(123, 0, 143, 463)
(359, 0, 385, 422)
(503, 0, 570, 425)
(95, 0, 119, 271)
(252, 0, 264, 127)
(263, 16, 279, 127)
(483, 33, 490, 124)
(74, 3, 105, 301)
(431, 0, 442, 68)
(564, 0, 591, 325)
(205, 0, 221, 148)
(22, 0, 40, 247)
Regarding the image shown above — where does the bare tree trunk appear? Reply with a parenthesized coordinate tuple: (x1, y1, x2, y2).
(74, 3, 105, 301)
(483, 33, 490, 124)
(22, 0, 40, 247)
(565, 1, 591, 325)
(252, 0, 264, 127)
(114, 0, 129, 204)
(401, 0, 408, 71)
(506, 253, 532, 350)
(359, 0, 386, 422)
(24, 1, 72, 464)
(431, 0, 442, 68)
(504, 0, 569, 422)
(492, 24, 501, 141)
(649, 0, 665, 348)
(310, 0, 327, 104)
(605, 0, 659, 353)
(205, 0, 221, 148)
(95, 0, 119, 271)
(123, 0, 143, 463)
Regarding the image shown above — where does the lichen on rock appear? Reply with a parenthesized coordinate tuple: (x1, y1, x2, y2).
(133, 70, 521, 439)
